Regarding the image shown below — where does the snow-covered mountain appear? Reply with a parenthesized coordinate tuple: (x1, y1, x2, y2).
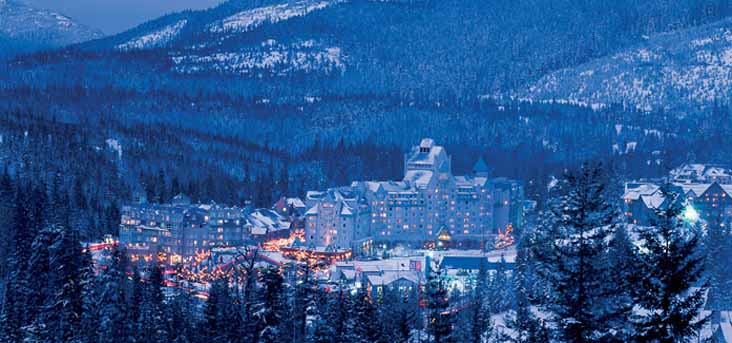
(103, 0, 344, 77)
(516, 18, 732, 114)
(0, 0, 102, 56)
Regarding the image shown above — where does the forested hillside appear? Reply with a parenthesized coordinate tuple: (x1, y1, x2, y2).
(2, 0, 732, 240)
(519, 17, 732, 113)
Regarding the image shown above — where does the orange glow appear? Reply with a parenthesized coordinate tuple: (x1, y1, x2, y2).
(262, 229, 305, 251)
(495, 223, 515, 249)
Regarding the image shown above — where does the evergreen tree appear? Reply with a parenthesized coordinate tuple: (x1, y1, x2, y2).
(487, 256, 513, 314)
(21, 226, 57, 342)
(312, 286, 350, 343)
(1, 191, 32, 342)
(425, 269, 453, 343)
(468, 259, 492, 343)
(602, 224, 637, 340)
(127, 266, 144, 343)
(0, 170, 15, 278)
(46, 226, 88, 342)
(97, 247, 131, 343)
(500, 232, 550, 343)
(292, 263, 317, 343)
(168, 287, 197, 343)
(137, 265, 168, 343)
(256, 266, 287, 343)
(348, 287, 382, 343)
(631, 184, 708, 343)
(378, 287, 416, 343)
(532, 164, 629, 342)
(201, 277, 238, 343)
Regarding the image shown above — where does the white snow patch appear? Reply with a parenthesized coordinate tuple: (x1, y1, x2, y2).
(106, 139, 123, 160)
(172, 40, 345, 76)
(209, 1, 334, 33)
(117, 19, 187, 51)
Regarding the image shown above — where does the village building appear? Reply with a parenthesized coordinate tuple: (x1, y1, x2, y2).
(119, 194, 292, 264)
(623, 163, 732, 227)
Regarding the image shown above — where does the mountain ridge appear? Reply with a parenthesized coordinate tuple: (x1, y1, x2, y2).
(515, 16, 732, 114)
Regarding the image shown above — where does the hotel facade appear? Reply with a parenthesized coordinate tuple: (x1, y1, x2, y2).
(303, 138, 524, 252)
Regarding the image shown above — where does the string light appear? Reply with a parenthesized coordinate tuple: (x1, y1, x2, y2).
(495, 223, 515, 249)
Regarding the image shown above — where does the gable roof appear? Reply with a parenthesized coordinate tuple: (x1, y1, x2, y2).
(473, 158, 490, 174)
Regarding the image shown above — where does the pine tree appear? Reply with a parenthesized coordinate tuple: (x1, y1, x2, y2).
(168, 287, 197, 343)
(293, 263, 318, 343)
(137, 265, 168, 343)
(532, 164, 628, 342)
(21, 225, 57, 342)
(78, 248, 100, 343)
(232, 247, 259, 343)
(312, 286, 350, 343)
(256, 266, 287, 343)
(425, 269, 453, 343)
(378, 287, 416, 343)
(46, 226, 88, 342)
(201, 277, 236, 342)
(602, 224, 637, 340)
(348, 287, 382, 343)
(1, 190, 32, 342)
(500, 232, 550, 343)
(487, 256, 512, 314)
(97, 248, 130, 343)
(468, 259, 492, 343)
(127, 266, 144, 343)
(631, 184, 708, 343)
(0, 170, 15, 278)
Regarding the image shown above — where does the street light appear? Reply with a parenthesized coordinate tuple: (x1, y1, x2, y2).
(683, 204, 700, 223)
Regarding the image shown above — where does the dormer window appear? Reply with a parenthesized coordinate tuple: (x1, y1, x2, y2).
(420, 147, 430, 153)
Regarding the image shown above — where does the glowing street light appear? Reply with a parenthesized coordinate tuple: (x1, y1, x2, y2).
(683, 204, 700, 223)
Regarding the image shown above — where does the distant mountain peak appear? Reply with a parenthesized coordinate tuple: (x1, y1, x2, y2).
(0, 0, 103, 56)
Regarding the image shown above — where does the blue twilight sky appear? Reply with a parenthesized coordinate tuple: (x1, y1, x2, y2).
(25, 0, 225, 35)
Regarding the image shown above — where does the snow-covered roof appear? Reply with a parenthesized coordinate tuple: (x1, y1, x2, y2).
(699, 311, 732, 343)
(306, 191, 325, 200)
(366, 270, 421, 286)
(640, 193, 665, 209)
(623, 183, 660, 201)
(304, 205, 318, 216)
(246, 209, 290, 233)
(404, 170, 434, 188)
(420, 138, 435, 149)
(286, 197, 306, 208)
(335, 256, 425, 273)
(670, 163, 732, 183)
(455, 175, 488, 188)
(380, 181, 413, 193)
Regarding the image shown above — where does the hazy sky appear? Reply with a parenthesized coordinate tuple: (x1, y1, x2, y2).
(26, 0, 225, 35)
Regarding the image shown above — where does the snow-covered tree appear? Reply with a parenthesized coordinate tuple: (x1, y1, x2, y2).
(487, 256, 513, 314)
(136, 265, 168, 343)
(45, 226, 89, 342)
(631, 184, 708, 343)
(96, 247, 131, 343)
(425, 268, 452, 343)
(347, 287, 383, 343)
(499, 232, 550, 343)
(532, 164, 630, 342)
(256, 266, 288, 343)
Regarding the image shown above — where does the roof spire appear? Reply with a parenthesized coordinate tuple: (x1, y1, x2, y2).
(473, 157, 490, 176)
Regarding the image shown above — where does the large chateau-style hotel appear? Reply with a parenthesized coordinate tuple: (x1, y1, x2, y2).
(303, 138, 524, 253)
